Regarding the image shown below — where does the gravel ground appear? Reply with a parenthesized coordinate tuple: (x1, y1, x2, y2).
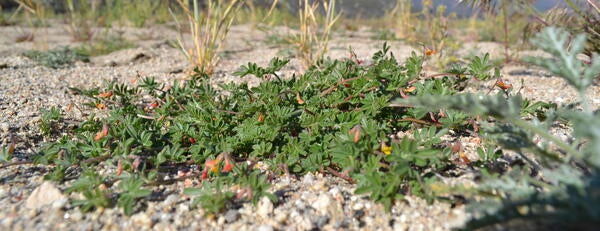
(1, 23, 598, 231)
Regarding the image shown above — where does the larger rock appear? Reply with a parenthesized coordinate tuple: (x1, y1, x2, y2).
(25, 181, 67, 210)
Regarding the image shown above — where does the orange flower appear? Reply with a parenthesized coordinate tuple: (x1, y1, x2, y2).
(404, 86, 416, 93)
(495, 79, 512, 90)
(116, 159, 123, 176)
(222, 159, 233, 173)
(348, 125, 361, 143)
(258, 113, 265, 123)
(205, 159, 221, 173)
(296, 92, 305, 105)
(94, 124, 109, 141)
(459, 152, 471, 164)
(98, 91, 113, 98)
(424, 48, 437, 56)
(95, 103, 107, 109)
(184, 178, 193, 187)
(149, 101, 159, 109)
(200, 170, 209, 180)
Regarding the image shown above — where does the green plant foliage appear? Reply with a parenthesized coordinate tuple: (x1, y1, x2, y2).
(23, 46, 89, 68)
(184, 178, 235, 215)
(39, 106, 62, 136)
(117, 175, 151, 215)
(74, 33, 135, 57)
(0, 146, 12, 163)
(36, 42, 479, 214)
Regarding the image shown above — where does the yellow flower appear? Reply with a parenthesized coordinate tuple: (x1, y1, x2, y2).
(381, 142, 392, 155)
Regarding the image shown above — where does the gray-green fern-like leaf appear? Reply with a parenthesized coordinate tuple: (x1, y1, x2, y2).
(525, 27, 600, 93)
(391, 93, 523, 120)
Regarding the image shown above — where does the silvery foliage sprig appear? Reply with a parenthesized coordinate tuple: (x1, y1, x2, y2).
(393, 27, 600, 228)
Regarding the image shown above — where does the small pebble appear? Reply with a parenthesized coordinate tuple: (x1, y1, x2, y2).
(311, 194, 331, 212)
(224, 209, 240, 223)
(257, 197, 273, 218)
(315, 215, 330, 228)
(257, 224, 274, 231)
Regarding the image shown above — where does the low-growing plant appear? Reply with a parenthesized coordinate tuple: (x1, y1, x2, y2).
(22, 34, 572, 229)
(0, 135, 16, 163)
(393, 27, 600, 229)
(30, 42, 504, 214)
(23, 46, 89, 68)
(74, 32, 134, 57)
(0, 5, 14, 26)
(39, 106, 62, 136)
(121, 0, 167, 27)
(171, 0, 242, 75)
(384, 0, 460, 69)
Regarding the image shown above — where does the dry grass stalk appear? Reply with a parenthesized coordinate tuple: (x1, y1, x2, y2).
(65, 0, 96, 42)
(13, 0, 48, 49)
(389, 0, 414, 40)
(173, 0, 241, 75)
(294, 0, 341, 69)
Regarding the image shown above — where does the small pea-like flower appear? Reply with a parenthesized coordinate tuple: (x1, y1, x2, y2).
(424, 48, 437, 56)
(404, 86, 416, 93)
(94, 124, 109, 141)
(205, 159, 221, 173)
(381, 142, 392, 155)
(296, 92, 305, 105)
(495, 79, 512, 90)
(116, 159, 123, 176)
(222, 159, 233, 173)
(200, 169, 209, 180)
(348, 125, 361, 143)
(98, 91, 113, 98)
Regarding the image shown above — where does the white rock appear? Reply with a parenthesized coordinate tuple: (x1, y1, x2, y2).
(274, 211, 288, 223)
(352, 203, 364, 210)
(25, 181, 67, 210)
(394, 222, 408, 231)
(302, 173, 315, 184)
(130, 213, 152, 228)
(257, 197, 273, 218)
(328, 187, 340, 196)
(51, 197, 68, 209)
(399, 214, 407, 223)
(257, 224, 274, 231)
(312, 194, 331, 212)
